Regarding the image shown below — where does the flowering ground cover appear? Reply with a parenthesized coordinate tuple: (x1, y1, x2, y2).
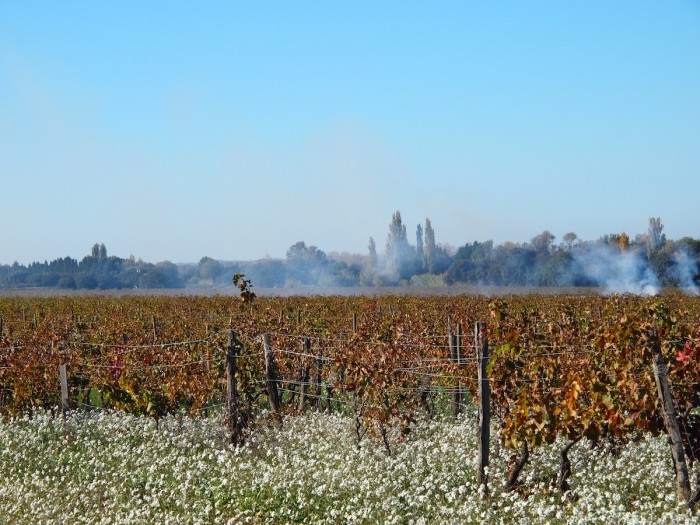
(0, 409, 697, 524)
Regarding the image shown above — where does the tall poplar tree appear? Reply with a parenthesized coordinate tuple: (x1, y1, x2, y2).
(416, 224, 424, 265)
(647, 217, 665, 257)
(368, 237, 378, 270)
(424, 218, 436, 274)
(386, 211, 411, 279)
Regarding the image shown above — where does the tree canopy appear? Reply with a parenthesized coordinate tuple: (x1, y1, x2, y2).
(1, 216, 698, 291)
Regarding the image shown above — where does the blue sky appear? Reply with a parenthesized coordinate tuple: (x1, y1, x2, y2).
(1, 1, 699, 264)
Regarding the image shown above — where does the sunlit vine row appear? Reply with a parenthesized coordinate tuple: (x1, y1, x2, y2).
(1, 293, 699, 469)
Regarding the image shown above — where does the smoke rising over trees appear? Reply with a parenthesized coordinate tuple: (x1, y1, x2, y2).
(384, 211, 414, 281)
(0, 215, 698, 293)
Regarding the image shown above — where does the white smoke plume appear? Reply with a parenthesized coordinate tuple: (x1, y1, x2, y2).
(669, 248, 700, 295)
(571, 245, 660, 296)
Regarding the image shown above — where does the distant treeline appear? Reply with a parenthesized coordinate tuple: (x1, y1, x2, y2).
(1, 216, 699, 291)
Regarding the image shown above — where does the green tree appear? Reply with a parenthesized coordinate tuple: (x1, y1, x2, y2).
(57, 275, 77, 289)
(647, 217, 665, 258)
(530, 231, 555, 254)
(139, 261, 183, 288)
(416, 224, 424, 265)
(446, 240, 494, 284)
(196, 256, 222, 282)
(368, 237, 378, 270)
(561, 232, 578, 251)
(75, 272, 98, 289)
(678, 237, 700, 257)
(286, 241, 328, 285)
(385, 211, 416, 280)
(386, 211, 408, 257)
(243, 259, 286, 288)
(424, 218, 436, 274)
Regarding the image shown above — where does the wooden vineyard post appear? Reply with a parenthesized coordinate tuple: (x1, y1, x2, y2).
(262, 333, 282, 416)
(152, 315, 158, 343)
(475, 321, 490, 490)
(226, 330, 242, 446)
(59, 364, 70, 421)
(651, 332, 692, 505)
(352, 313, 358, 333)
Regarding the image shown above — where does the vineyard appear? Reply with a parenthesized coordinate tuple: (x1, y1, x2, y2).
(1, 293, 700, 519)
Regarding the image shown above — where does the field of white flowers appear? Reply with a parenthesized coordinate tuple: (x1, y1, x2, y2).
(0, 409, 698, 524)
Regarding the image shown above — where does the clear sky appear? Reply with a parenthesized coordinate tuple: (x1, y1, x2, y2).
(1, 1, 699, 264)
